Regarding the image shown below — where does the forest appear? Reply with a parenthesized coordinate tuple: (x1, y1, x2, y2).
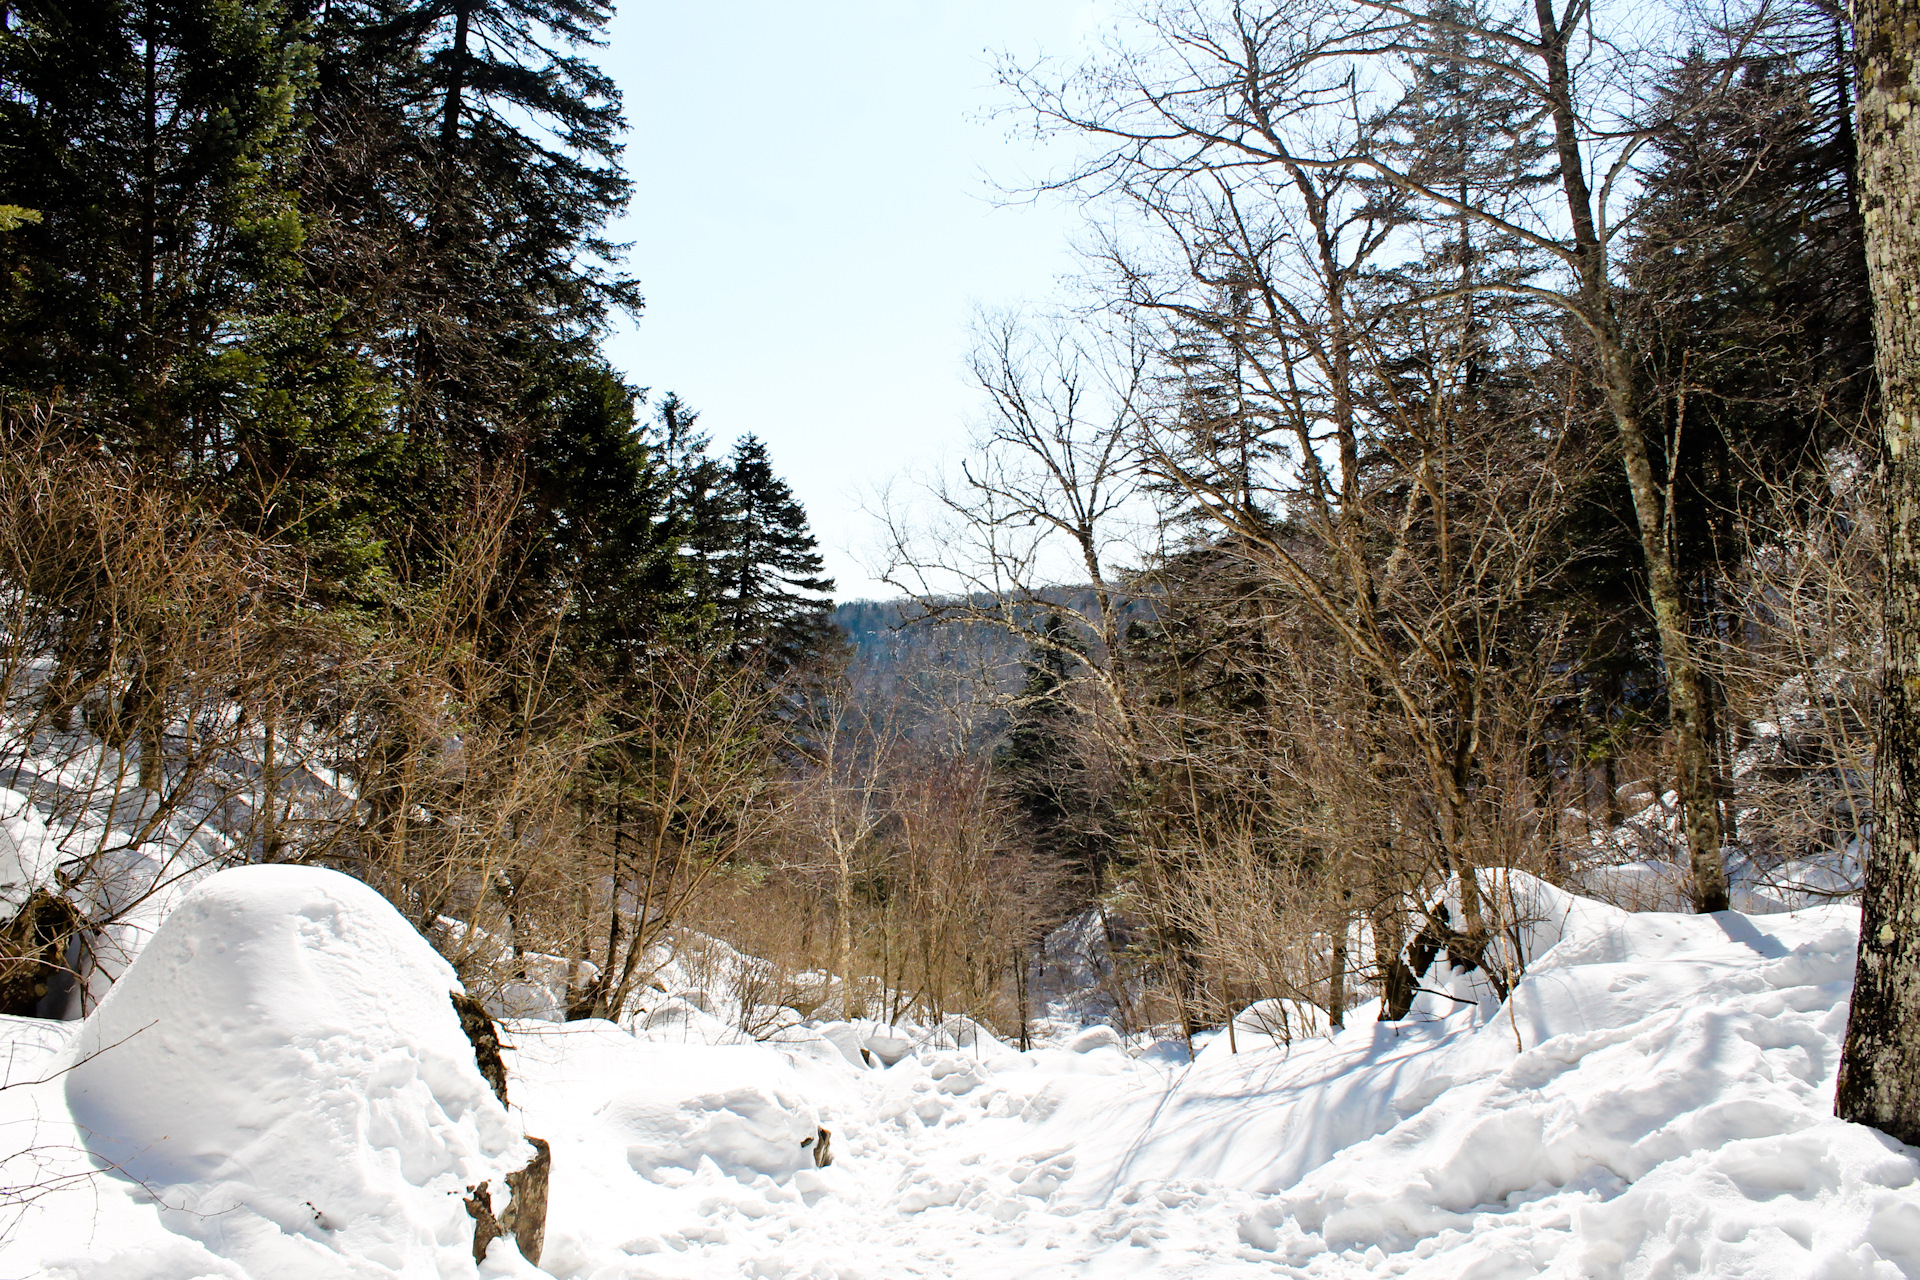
(1, 0, 1918, 1137)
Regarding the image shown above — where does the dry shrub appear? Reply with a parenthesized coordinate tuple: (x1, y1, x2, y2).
(536, 648, 783, 1024)
(676, 724, 1065, 1040)
(0, 413, 679, 1015)
(0, 420, 337, 1010)
(1715, 457, 1877, 891)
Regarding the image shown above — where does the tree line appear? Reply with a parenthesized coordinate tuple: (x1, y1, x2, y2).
(8, 0, 1920, 1149)
(0, 0, 857, 1020)
(874, 0, 1886, 1046)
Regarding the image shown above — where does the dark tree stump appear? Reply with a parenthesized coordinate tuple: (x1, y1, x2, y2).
(503, 1136, 551, 1263)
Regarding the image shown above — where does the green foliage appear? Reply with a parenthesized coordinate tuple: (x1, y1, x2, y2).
(0, 0, 840, 672)
(709, 434, 837, 672)
(1623, 35, 1874, 576)
(521, 362, 694, 656)
(0, 0, 313, 445)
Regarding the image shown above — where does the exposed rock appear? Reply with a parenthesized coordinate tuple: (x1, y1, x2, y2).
(466, 1136, 551, 1266)
(0, 888, 81, 1017)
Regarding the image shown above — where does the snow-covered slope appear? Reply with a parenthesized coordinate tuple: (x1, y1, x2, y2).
(4, 871, 1917, 1279)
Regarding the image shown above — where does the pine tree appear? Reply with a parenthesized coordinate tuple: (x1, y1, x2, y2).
(287, 0, 639, 570)
(521, 365, 692, 660)
(1372, 0, 1556, 349)
(710, 434, 836, 671)
(649, 394, 735, 612)
(1604, 31, 1872, 875)
(0, 0, 312, 452)
(1623, 32, 1873, 553)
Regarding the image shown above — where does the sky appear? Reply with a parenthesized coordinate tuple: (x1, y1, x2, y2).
(598, 1, 1106, 602)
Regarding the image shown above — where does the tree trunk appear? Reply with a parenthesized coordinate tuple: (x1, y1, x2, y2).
(1374, 904, 1417, 1022)
(260, 718, 283, 862)
(1838, 0, 1920, 1142)
(1606, 362, 1729, 912)
(440, 1, 471, 151)
(1328, 918, 1347, 1030)
(1014, 943, 1032, 1051)
(1535, 0, 1729, 911)
(833, 837, 857, 1017)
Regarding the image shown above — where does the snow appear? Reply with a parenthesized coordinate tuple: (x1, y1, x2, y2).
(0, 786, 60, 911)
(6, 865, 536, 1279)
(6, 869, 1920, 1278)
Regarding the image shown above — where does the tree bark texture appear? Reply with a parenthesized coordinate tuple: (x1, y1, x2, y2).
(1840, 0, 1920, 1142)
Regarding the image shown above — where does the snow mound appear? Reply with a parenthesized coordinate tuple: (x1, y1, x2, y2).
(610, 1082, 820, 1182)
(57, 865, 534, 1279)
(1194, 998, 1336, 1060)
(629, 995, 752, 1046)
(1066, 1024, 1126, 1055)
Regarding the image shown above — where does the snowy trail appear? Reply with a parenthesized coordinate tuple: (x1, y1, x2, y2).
(501, 891, 1920, 1280)
(505, 1020, 1283, 1279)
(5, 868, 1920, 1279)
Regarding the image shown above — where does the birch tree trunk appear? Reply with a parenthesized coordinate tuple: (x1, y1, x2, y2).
(1839, 0, 1920, 1141)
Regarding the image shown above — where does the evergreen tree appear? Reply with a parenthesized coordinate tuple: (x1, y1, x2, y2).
(1603, 26, 1873, 866)
(999, 614, 1110, 885)
(0, 0, 312, 451)
(297, 0, 636, 464)
(520, 366, 691, 661)
(650, 393, 736, 611)
(709, 434, 836, 671)
(1623, 32, 1873, 563)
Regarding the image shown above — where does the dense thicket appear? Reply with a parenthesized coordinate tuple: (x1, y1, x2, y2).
(0, 0, 867, 1021)
(858, 0, 1880, 1044)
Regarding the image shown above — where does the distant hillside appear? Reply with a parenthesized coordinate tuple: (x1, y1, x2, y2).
(830, 599, 1024, 749)
(830, 591, 1152, 751)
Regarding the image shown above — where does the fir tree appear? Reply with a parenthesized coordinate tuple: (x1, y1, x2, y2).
(710, 434, 836, 671)
(0, 0, 312, 451)
(301, 0, 637, 415)
(285, 0, 639, 580)
(521, 365, 691, 660)
(1622, 33, 1873, 568)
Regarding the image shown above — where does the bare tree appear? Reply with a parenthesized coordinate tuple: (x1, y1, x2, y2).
(786, 683, 904, 1016)
(881, 311, 1155, 753)
(1001, 0, 1796, 912)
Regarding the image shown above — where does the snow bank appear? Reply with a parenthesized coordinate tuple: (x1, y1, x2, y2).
(10, 867, 1920, 1279)
(30, 865, 536, 1279)
(1222, 884, 1920, 1277)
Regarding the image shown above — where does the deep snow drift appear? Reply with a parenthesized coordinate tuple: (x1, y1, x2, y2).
(6, 866, 539, 1279)
(4, 869, 1919, 1279)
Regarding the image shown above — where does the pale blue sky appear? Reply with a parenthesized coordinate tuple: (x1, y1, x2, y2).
(599, 1, 1104, 600)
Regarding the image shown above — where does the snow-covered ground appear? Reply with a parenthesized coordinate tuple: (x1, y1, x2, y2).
(4, 864, 1918, 1279)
